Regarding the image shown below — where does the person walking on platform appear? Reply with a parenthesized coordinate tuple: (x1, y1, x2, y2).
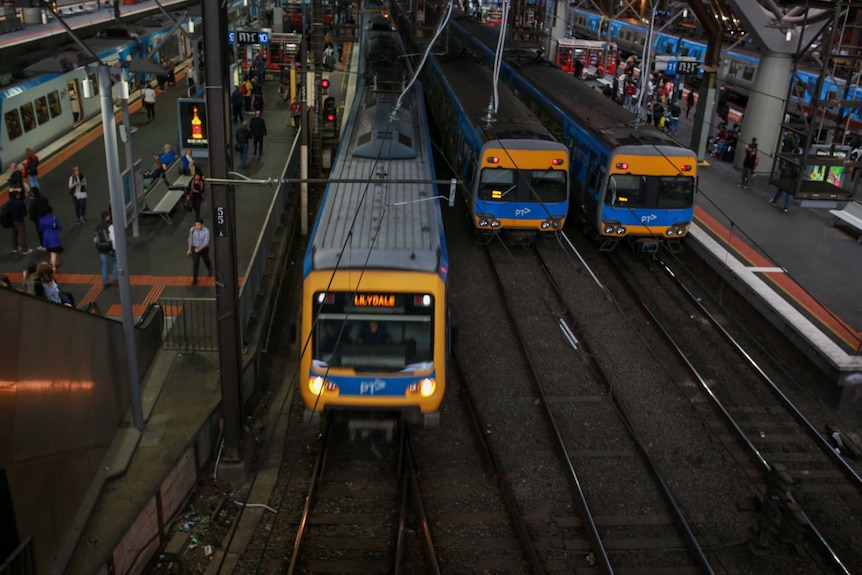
(236, 121, 252, 169)
(738, 138, 758, 189)
(28, 189, 50, 251)
(771, 157, 799, 213)
(142, 85, 156, 120)
(68, 166, 88, 224)
(185, 172, 206, 219)
(186, 218, 213, 285)
(685, 90, 695, 119)
(38, 206, 63, 268)
(6, 189, 31, 255)
(7, 162, 23, 193)
(249, 110, 267, 157)
(94, 211, 117, 288)
(241, 77, 253, 112)
(22, 148, 40, 193)
(231, 85, 244, 124)
(290, 97, 302, 128)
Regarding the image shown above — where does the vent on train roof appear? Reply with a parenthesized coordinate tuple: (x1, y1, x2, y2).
(353, 95, 416, 159)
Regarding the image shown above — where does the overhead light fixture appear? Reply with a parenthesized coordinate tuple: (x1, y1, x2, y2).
(785, 29, 792, 41)
(187, 19, 194, 34)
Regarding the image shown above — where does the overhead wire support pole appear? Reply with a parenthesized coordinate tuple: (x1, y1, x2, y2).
(201, 0, 245, 469)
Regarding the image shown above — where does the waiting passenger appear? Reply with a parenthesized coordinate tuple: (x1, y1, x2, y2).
(356, 320, 392, 345)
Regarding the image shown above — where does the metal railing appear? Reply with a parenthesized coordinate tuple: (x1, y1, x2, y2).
(159, 297, 218, 351)
(0, 538, 36, 575)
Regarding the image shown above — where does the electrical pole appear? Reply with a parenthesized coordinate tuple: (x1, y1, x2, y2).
(201, 0, 245, 467)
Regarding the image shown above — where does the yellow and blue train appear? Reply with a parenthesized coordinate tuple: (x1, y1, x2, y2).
(450, 18, 698, 252)
(299, 5, 448, 427)
(419, 26, 570, 244)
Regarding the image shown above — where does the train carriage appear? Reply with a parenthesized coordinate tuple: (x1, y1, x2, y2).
(0, 17, 200, 166)
(419, 35, 570, 244)
(449, 18, 697, 252)
(300, 4, 448, 427)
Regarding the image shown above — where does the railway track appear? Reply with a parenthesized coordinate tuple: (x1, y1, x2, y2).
(601, 247, 862, 573)
(479, 237, 712, 573)
(285, 418, 432, 574)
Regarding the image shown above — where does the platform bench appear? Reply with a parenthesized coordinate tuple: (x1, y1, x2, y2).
(828, 201, 862, 243)
(141, 160, 187, 224)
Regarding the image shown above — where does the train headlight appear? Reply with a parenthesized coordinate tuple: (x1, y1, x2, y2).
(408, 378, 437, 397)
(308, 376, 337, 396)
(615, 226, 626, 235)
(478, 217, 490, 227)
(490, 219, 501, 228)
(603, 224, 616, 234)
(541, 221, 551, 230)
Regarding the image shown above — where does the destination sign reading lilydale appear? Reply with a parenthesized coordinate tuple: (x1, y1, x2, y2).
(353, 294, 397, 307)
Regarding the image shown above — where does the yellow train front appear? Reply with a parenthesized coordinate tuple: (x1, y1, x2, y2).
(594, 146, 697, 252)
(300, 272, 448, 428)
(299, 1, 447, 427)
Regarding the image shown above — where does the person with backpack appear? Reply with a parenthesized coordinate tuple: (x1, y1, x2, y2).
(7, 162, 23, 192)
(5, 189, 31, 255)
(38, 206, 63, 268)
(22, 148, 39, 193)
(94, 211, 117, 288)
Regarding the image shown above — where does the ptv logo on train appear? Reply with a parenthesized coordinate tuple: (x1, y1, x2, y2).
(641, 213, 658, 224)
(515, 207, 532, 217)
(360, 379, 387, 395)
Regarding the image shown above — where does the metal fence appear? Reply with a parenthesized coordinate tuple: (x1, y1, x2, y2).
(0, 538, 36, 575)
(159, 297, 218, 351)
(159, 130, 300, 351)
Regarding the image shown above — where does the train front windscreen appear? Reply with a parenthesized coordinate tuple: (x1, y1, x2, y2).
(604, 174, 695, 209)
(478, 167, 568, 203)
(312, 292, 435, 372)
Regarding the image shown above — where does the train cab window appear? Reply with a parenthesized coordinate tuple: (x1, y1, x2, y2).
(34, 97, 50, 125)
(4, 110, 22, 141)
(478, 168, 515, 201)
(47, 92, 62, 118)
(314, 314, 433, 371)
(20, 103, 36, 133)
(656, 176, 695, 209)
(529, 169, 567, 203)
(605, 174, 644, 207)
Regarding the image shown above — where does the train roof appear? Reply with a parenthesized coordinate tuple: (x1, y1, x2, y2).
(451, 18, 685, 149)
(309, 8, 442, 275)
(430, 46, 557, 144)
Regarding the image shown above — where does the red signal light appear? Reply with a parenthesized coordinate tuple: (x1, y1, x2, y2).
(321, 78, 330, 90)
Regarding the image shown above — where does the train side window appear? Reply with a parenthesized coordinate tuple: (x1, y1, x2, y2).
(34, 97, 50, 125)
(20, 103, 36, 133)
(47, 91, 62, 118)
(4, 110, 22, 141)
